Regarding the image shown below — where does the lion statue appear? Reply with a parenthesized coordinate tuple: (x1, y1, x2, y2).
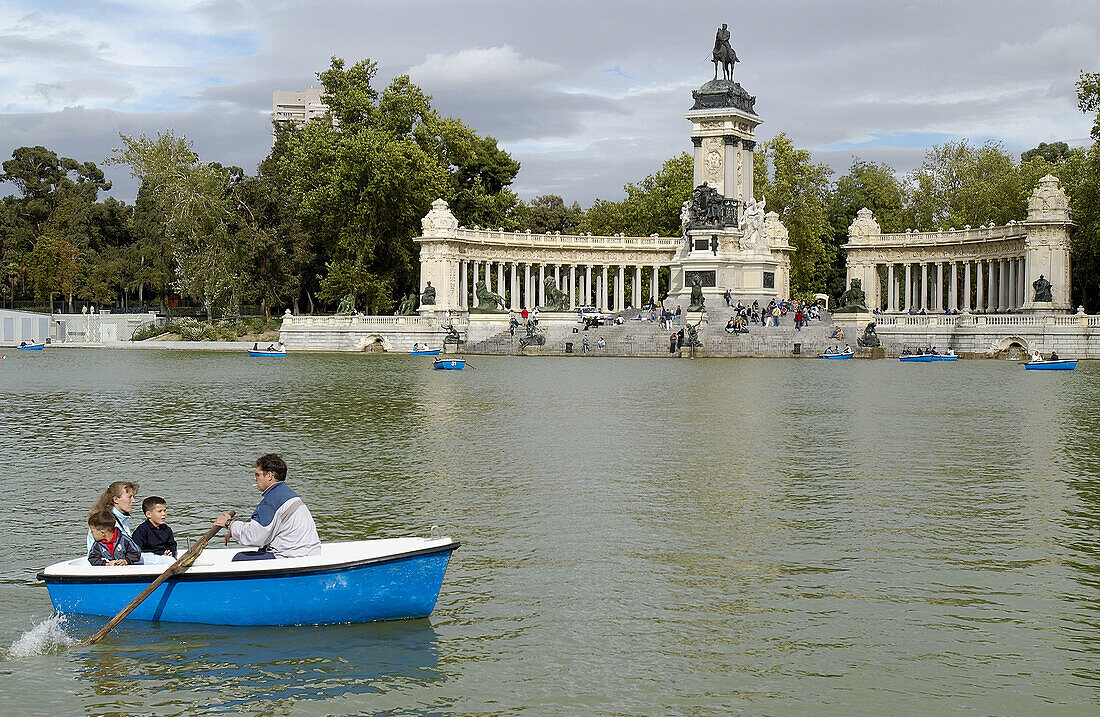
(541, 277, 569, 311)
(471, 280, 507, 313)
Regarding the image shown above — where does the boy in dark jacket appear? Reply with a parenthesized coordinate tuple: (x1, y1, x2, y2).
(88, 510, 142, 566)
(133, 496, 178, 558)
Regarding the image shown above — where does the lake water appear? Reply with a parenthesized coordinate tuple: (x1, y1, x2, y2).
(0, 350, 1098, 715)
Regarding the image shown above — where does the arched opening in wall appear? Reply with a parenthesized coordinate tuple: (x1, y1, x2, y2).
(993, 336, 1028, 361)
(358, 335, 386, 352)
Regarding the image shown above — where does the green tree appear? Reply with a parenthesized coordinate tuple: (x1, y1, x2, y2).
(517, 195, 585, 234)
(108, 131, 244, 318)
(580, 152, 693, 236)
(906, 140, 1025, 230)
(1077, 71, 1100, 141)
(272, 57, 522, 312)
(754, 133, 832, 296)
(1021, 141, 1071, 164)
(825, 160, 905, 299)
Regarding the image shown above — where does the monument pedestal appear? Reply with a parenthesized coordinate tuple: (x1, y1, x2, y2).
(1019, 301, 1060, 314)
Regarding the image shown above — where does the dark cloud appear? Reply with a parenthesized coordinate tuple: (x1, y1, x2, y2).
(1, 0, 1096, 207)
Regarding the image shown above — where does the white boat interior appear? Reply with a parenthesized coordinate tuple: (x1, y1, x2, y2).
(41, 536, 458, 578)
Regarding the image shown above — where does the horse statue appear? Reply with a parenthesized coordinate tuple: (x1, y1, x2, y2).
(712, 23, 738, 82)
(518, 321, 546, 350)
(471, 280, 507, 313)
(541, 278, 569, 311)
(856, 321, 881, 348)
(336, 293, 355, 316)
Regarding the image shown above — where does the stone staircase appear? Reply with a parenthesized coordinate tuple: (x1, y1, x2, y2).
(463, 308, 846, 357)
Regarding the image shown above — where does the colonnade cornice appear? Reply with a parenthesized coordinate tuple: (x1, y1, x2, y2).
(845, 231, 1027, 251)
(847, 246, 1028, 263)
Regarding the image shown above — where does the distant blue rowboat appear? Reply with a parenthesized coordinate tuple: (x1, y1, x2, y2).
(930, 355, 958, 361)
(38, 536, 459, 626)
(249, 349, 286, 357)
(16, 342, 44, 350)
(899, 355, 932, 362)
(1024, 359, 1077, 371)
(818, 352, 853, 359)
(409, 349, 441, 356)
(433, 359, 465, 370)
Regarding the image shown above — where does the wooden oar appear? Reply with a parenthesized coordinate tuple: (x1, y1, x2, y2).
(81, 510, 234, 646)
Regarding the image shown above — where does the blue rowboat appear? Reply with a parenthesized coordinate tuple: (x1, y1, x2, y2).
(409, 349, 441, 356)
(818, 352, 853, 359)
(37, 536, 459, 626)
(249, 350, 286, 357)
(433, 359, 465, 370)
(930, 355, 958, 361)
(1024, 359, 1076, 370)
(16, 342, 44, 351)
(899, 355, 932, 362)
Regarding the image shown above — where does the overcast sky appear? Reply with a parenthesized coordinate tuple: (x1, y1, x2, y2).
(1, 0, 1096, 206)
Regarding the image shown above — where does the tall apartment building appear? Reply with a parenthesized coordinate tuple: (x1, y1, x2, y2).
(272, 88, 329, 129)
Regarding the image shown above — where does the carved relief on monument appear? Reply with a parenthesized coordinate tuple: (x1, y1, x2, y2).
(421, 198, 459, 237)
(847, 207, 881, 243)
(1026, 174, 1071, 223)
(704, 135, 724, 185)
(763, 211, 789, 250)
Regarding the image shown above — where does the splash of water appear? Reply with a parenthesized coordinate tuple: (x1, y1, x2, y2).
(8, 613, 76, 658)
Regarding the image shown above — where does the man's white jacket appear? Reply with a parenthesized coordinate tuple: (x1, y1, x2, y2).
(232, 481, 321, 557)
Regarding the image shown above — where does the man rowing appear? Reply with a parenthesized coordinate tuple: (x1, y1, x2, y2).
(213, 453, 321, 561)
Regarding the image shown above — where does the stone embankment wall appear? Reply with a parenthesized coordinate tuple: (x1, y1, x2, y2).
(282, 310, 1100, 358)
(835, 312, 1100, 358)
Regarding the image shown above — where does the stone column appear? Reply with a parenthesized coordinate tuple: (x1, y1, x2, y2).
(1017, 257, 1026, 307)
(887, 264, 895, 312)
(949, 263, 958, 310)
(920, 263, 928, 311)
(651, 265, 659, 303)
(1007, 259, 1016, 309)
(933, 262, 941, 311)
(569, 266, 576, 310)
(471, 262, 480, 308)
(742, 140, 756, 206)
(634, 266, 642, 308)
(458, 260, 467, 309)
(981, 260, 990, 310)
(486, 261, 495, 294)
(554, 265, 560, 291)
(987, 260, 995, 311)
(963, 262, 971, 311)
(584, 265, 592, 306)
(510, 263, 519, 310)
(904, 264, 912, 310)
(497, 263, 505, 300)
(521, 264, 529, 310)
(538, 264, 546, 307)
(692, 137, 703, 188)
(724, 135, 738, 200)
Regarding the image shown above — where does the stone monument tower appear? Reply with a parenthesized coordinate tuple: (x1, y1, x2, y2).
(668, 23, 793, 307)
